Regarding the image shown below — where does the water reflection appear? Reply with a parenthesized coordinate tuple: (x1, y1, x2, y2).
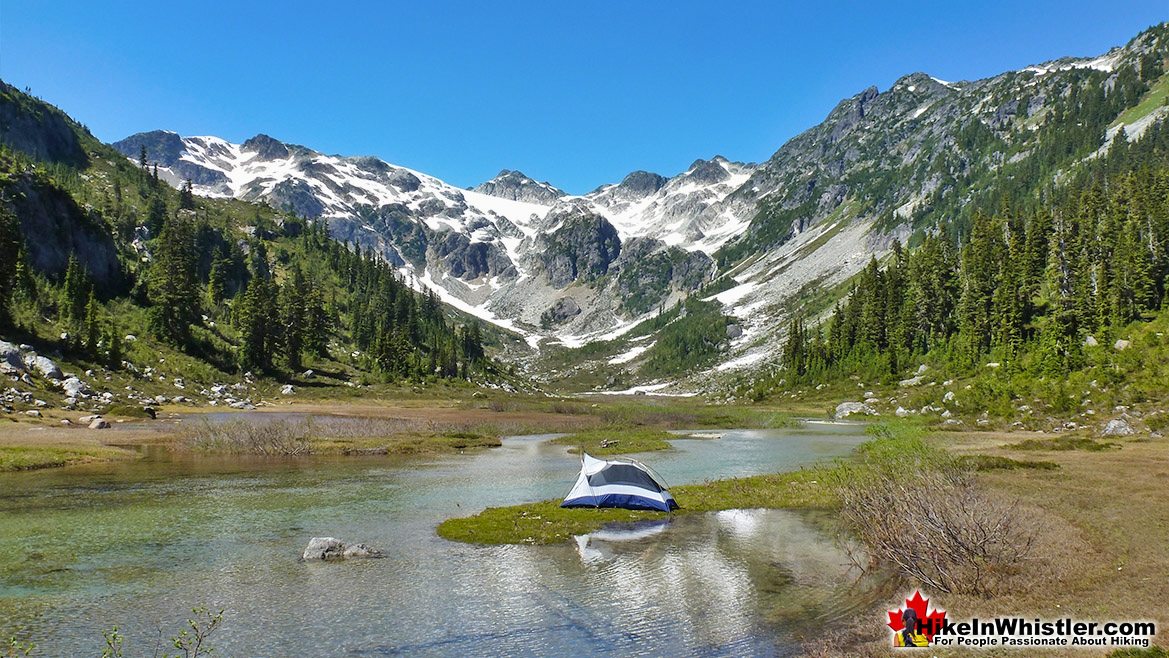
(0, 425, 876, 656)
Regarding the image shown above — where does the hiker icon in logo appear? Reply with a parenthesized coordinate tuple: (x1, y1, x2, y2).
(894, 607, 929, 647)
(888, 591, 947, 648)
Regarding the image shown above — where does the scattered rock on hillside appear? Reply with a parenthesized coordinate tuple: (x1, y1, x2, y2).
(1114, 339, 1131, 351)
(280, 384, 296, 395)
(32, 356, 63, 380)
(1102, 418, 1135, 437)
(0, 341, 25, 374)
(60, 377, 88, 398)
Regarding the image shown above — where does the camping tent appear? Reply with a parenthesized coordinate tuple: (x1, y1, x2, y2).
(561, 452, 679, 512)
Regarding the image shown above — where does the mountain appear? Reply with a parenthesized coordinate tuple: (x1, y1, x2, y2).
(110, 132, 750, 345)
(108, 24, 1169, 392)
(472, 169, 565, 205)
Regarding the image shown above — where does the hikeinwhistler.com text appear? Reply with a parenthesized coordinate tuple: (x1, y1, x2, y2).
(929, 617, 1157, 649)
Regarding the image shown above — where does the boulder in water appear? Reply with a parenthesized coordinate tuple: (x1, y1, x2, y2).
(302, 537, 383, 560)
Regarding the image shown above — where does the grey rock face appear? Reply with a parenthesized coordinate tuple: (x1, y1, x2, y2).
(537, 211, 621, 288)
(241, 133, 290, 160)
(111, 131, 228, 187)
(543, 297, 582, 325)
(685, 158, 732, 185)
(268, 179, 325, 219)
(429, 231, 514, 281)
(473, 170, 565, 205)
(5, 172, 125, 289)
(614, 171, 667, 198)
(0, 82, 88, 167)
(611, 238, 714, 314)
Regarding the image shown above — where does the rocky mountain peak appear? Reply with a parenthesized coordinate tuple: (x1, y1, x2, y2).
(473, 169, 565, 205)
(241, 133, 290, 160)
(685, 157, 732, 185)
(112, 130, 185, 167)
(615, 170, 667, 197)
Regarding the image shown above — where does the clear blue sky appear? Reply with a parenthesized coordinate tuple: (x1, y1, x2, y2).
(1, 1, 1165, 194)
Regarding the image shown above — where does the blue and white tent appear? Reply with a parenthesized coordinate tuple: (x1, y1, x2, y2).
(561, 452, 679, 512)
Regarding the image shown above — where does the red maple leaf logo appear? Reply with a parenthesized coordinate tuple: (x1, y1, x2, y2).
(888, 591, 947, 643)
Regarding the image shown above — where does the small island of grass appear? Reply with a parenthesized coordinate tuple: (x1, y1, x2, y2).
(546, 428, 676, 455)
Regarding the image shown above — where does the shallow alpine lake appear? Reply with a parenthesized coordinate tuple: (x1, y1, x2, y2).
(0, 421, 885, 656)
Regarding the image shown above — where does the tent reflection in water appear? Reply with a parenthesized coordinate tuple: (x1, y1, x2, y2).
(561, 452, 679, 512)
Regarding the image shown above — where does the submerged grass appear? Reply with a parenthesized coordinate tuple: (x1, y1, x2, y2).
(0, 445, 137, 472)
(437, 419, 929, 545)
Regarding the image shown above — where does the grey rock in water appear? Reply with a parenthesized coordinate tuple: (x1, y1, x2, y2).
(834, 401, 877, 419)
(88, 418, 110, 429)
(302, 536, 383, 560)
(342, 543, 384, 559)
(1102, 418, 1135, 437)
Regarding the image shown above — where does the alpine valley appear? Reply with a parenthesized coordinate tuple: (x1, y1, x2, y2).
(2, 21, 1169, 402)
(88, 23, 1169, 394)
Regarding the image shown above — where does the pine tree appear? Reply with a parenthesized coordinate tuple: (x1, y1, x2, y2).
(279, 266, 308, 371)
(83, 290, 101, 355)
(59, 254, 90, 325)
(179, 179, 196, 210)
(147, 209, 200, 346)
(105, 320, 123, 370)
(236, 275, 277, 373)
(0, 204, 22, 329)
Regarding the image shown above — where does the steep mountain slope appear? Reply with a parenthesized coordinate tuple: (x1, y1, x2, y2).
(0, 81, 524, 419)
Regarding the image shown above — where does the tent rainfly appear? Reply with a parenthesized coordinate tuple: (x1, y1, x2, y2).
(561, 452, 679, 512)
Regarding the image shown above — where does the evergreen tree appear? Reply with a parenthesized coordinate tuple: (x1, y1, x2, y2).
(147, 209, 201, 346)
(179, 178, 196, 210)
(0, 204, 21, 329)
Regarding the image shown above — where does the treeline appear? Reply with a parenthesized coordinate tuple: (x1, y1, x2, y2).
(779, 118, 1169, 387)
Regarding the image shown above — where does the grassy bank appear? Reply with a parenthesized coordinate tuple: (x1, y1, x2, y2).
(176, 417, 502, 456)
(437, 420, 934, 545)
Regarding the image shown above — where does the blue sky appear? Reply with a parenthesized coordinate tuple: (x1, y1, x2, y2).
(1, 2, 1165, 194)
